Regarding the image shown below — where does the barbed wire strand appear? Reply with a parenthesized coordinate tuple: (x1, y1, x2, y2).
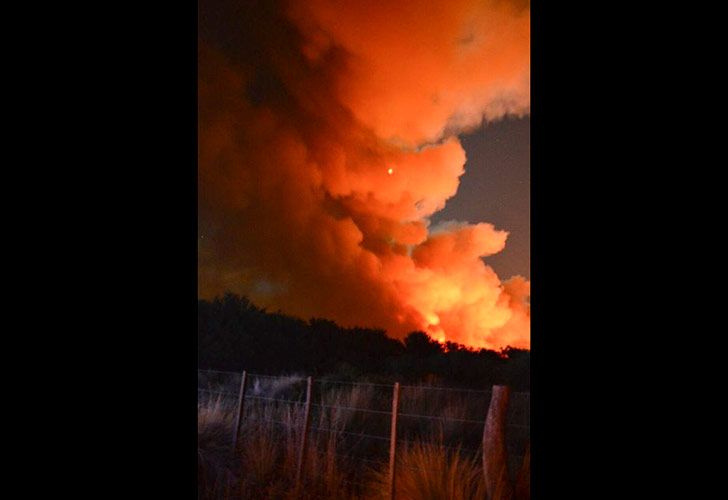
(236, 417, 527, 455)
(199, 369, 530, 396)
(234, 419, 525, 475)
(398, 412, 486, 425)
(247, 373, 307, 381)
(315, 403, 501, 427)
(315, 379, 394, 388)
(243, 418, 294, 427)
(244, 395, 305, 405)
(310, 425, 391, 442)
(199, 394, 529, 431)
(197, 388, 238, 396)
(313, 403, 391, 416)
(400, 384, 492, 395)
(239, 418, 492, 456)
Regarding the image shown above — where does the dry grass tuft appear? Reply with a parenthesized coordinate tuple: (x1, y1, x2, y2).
(368, 441, 486, 500)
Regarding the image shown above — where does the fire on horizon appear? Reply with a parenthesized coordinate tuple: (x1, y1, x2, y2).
(198, 0, 531, 350)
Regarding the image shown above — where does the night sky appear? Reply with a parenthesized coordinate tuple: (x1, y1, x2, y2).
(434, 116, 530, 280)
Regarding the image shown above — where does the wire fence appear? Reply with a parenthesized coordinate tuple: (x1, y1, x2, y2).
(198, 368, 530, 494)
(197, 368, 529, 439)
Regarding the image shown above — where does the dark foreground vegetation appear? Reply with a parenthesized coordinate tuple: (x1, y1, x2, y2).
(199, 294, 529, 391)
(198, 371, 529, 500)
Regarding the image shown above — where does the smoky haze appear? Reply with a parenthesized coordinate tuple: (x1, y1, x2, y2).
(198, 0, 530, 349)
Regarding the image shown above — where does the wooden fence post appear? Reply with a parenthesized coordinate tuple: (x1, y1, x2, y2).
(388, 382, 401, 500)
(231, 370, 248, 452)
(514, 440, 530, 500)
(483, 385, 513, 500)
(295, 376, 313, 495)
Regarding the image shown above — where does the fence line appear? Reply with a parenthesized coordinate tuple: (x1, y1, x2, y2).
(199, 381, 524, 428)
(313, 403, 392, 416)
(315, 379, 397, 389)
(198, 369, 530, 396)
(245, 395, 305, 405)
(198, 370, 530, 431)
(197, 388, 237, 396)
(400, 384, 493, 395)
(294, 376, 313, 494)
(246, 418, 292, 427)
(231, 370, 248, 451)
(200, 381, 526, 418)
(310, 425, 391, 442)
(248, 373, 307, 381)
(198, 368, 530, 498)
(388, 382, 400, 500)
(398, 412, 486, 425)
(241, 419, 520, 459)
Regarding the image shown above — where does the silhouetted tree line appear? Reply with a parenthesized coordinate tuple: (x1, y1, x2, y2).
(199, 294, 530, 390)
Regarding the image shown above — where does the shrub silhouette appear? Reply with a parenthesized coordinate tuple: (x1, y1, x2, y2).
(198, 294, 529, 391)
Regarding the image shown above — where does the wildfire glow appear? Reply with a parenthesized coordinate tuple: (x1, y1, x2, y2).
(198, 0, 530, 350)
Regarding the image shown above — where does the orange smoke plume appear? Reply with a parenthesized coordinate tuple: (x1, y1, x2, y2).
(198, 0, 530, 349)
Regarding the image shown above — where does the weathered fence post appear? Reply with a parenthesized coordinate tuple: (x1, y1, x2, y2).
(231, 370, 248, 452)
(295, 376, 313, 495)
(483, 385, 513, 500)
(388, 382, 401, 500)
(514, 440, 530, 500)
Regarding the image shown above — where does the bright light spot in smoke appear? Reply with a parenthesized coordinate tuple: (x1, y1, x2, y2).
(426, 312, 440, 326)
(387, 167, 394, 175)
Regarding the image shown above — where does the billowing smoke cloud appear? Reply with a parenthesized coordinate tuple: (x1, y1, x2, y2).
(198, 0, 530, 349)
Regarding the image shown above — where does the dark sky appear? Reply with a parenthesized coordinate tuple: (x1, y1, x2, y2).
(433, 116, 530, 280)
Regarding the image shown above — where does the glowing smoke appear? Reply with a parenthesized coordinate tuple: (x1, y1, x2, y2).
(198, 0, 530, 349)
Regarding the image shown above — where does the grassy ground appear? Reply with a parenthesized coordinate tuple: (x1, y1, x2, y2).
(197, 373, 528, 499)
